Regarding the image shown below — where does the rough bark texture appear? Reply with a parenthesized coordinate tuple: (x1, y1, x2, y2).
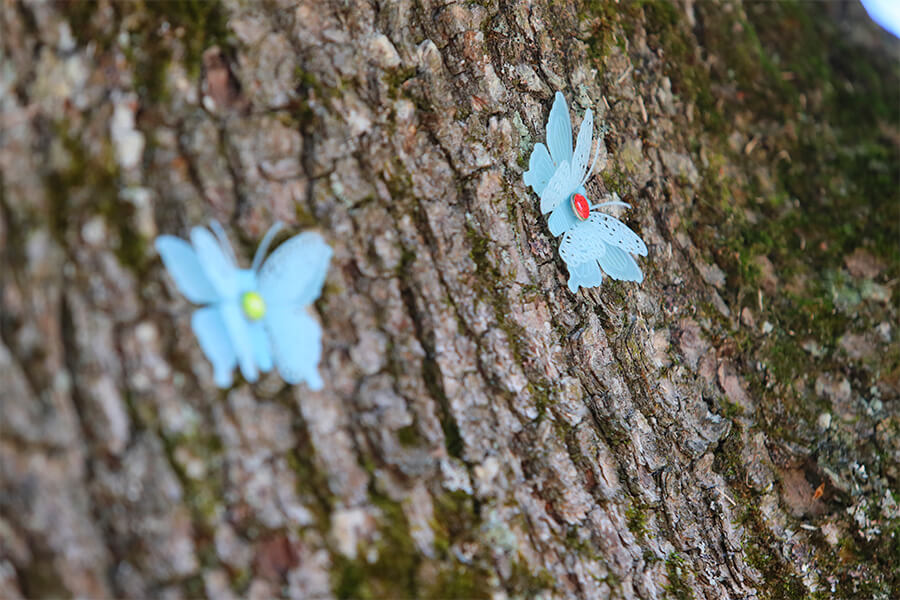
(1, 1, 898, 599)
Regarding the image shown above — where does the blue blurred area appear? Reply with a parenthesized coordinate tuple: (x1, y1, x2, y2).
(861, 0, 900, 37)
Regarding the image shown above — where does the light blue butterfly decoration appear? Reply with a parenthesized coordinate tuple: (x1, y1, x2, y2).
(523, 91, 648, 293)
(155, 221, 332, 389)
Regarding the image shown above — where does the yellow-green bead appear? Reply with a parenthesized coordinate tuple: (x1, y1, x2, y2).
(241, 291, 266, 321)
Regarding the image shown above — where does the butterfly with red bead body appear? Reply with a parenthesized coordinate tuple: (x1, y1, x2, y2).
(523, 92, 648, 293)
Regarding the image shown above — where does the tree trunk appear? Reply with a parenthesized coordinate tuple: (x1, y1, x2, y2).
(1, 1, 897, 598)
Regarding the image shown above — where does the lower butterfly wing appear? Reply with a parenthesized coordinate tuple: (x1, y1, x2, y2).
(249, 320, 273, 373)
(597, 245, 643, 282)
(567, 259, 603, 294)
(258, 232, 332, 307)
(523, 143, 555, 195)
(264, 306, 323, 389)
(557, 213, 645, 289)
(192, 307, 237, 387)
(558, 220, 608, 292)
(558, 219, 607, 267)
(155, 236, 220, 304)
(220, 302, 259, 383)
(589, 213, 648, 256)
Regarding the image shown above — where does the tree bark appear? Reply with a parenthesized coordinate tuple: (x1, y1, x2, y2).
(1, 1, 897, 598)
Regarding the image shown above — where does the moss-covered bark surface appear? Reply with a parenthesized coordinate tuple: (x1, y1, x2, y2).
(1, 0, 897, 598)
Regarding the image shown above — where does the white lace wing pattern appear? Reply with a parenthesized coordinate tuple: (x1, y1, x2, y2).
(570, 108, 593, 185)
(559, 220, 607, 266)
(587, 212, 648, 256)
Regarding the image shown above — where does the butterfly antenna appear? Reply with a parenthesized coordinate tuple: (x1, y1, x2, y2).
(591, 191, 630, 211)
(592, 201, 631, 210)
(252, 221, 284, 272)
(209, 220, 238, 265)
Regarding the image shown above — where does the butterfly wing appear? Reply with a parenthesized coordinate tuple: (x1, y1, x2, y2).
(567, 259, 603, 294)
(190, 226, 239, 297)
(597, 245, 643, 282)
(257, 231, 331, 388)
(589, 213, 648, 256)
(523, 143, 555, 195)
(571, 108, 593, 185)
(264, 306, 324, 389)
(258, 232, 332, 307)
(155, 236, 220, 303)
(558, 220, 607, 267)
(540, 160, 577, 214)
(583, 134, 607, 184)
(220, 302, 258, 383)
(249, 321, 273, 373)
(547, 194, 579, 236)
(192, 307, 237, 387)
(546, 91, 573, 166)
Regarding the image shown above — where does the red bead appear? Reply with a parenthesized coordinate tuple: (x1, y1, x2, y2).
(571, 193, 590, 220)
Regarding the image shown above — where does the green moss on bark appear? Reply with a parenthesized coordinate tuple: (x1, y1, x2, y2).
(63, 0, 233, 103)
(584, 0, 898, 595)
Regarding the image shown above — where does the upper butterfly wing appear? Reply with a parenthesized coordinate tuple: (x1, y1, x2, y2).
(523, 143, 555, 195)
(583, 131, 607, 183)
(571, 108, 593, 185)
(541, 160, 580, 214)
(155, 236, 220, 304)
(258, 232, 332, 307)
(588, 212, 648, 256)
(190, 226, 239, 297)
(546, 91, 573, 166)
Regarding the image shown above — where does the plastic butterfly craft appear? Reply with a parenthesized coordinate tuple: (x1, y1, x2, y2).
(523, 91, 648, 293)
(155, 221, 331, 389)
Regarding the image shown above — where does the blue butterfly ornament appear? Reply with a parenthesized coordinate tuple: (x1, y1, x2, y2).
(155, 221, 332, 389)
(523, 91, 648, 293)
